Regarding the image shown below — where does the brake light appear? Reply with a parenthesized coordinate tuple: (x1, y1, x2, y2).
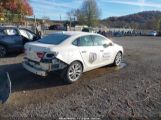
(37, 52, 45, 59)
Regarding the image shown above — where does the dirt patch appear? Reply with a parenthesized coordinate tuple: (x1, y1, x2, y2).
(0, 36, 161, 119)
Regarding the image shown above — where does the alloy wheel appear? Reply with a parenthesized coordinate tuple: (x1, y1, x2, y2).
(115, 52, 122, 66)
(67, 62, 82, 82)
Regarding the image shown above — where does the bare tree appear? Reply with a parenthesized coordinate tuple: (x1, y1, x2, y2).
(67, 0, 101, 27)
(81, 0, 101, 27)
(66, 9, 76, 30)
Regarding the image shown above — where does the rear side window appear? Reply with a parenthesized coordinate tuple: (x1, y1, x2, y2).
(19, 29, 35, 40)
(38, 34, 70, 45)
(4, 28, 18, 35)
(74, 35, 93, 46)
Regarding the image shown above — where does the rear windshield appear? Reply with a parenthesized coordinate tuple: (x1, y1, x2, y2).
(38, 34, 70, 45)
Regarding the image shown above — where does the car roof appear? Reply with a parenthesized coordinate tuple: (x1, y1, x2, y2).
(0, 26, 28, 29)
(0, 26, 18, 30)
(0, 26, 32, 32)
(55, 31, 99, 37)
(50, 31, 109, 45)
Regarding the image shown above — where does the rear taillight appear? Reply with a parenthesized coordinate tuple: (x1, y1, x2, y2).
(37, 52, 45, 59)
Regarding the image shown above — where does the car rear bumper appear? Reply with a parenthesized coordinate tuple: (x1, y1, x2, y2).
(22, 57, 68, 76)
(22, 62, 47, 76)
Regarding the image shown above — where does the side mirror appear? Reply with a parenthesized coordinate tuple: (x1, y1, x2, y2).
(103, 43, 113, 48)
(0, 71, 11, 104)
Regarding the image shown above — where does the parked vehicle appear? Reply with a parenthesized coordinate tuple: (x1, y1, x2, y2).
(0, 27, 41, 57)
(0, 71, 11, 104)
(147, 31, 157, 36)
(113, 32, 124, 37)
(82, 27, 94, 33)
(23, 32, 124, 83)
(49, 25, 66, 31)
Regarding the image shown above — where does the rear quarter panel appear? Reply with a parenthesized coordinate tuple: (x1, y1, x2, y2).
(53, 46, 84, 64)
(52, 45, 86, 70)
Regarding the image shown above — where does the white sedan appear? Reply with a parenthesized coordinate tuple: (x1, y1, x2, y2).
(23, 32, 124, 83)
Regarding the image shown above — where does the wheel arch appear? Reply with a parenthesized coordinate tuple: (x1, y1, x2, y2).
(70, 60, 84, 71)
(113, 50, 122, 59)
(118, 50, 123, 55)
(0, 43, 8, 51)
(115, 51, 123, 60)
(113, 51, 123, 66)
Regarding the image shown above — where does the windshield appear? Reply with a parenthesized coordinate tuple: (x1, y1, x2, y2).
(38, 34, 70, 45)
(19, 29, 35, 40)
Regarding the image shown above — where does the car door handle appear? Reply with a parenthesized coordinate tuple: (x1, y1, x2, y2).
(100, 50, 104, 52)
(82, 51, 87, 53)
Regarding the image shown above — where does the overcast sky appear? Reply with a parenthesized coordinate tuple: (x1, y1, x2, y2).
(30, 0, 161, 20)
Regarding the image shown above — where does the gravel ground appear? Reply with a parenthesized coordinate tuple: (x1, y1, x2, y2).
(0, 36, 161, 120)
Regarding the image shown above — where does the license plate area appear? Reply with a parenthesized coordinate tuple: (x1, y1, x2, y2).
(29, 61, 37, 66)
(25, 58, 41, 69)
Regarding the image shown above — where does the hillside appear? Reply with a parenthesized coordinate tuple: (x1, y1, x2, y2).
(102, 11, 161, 30)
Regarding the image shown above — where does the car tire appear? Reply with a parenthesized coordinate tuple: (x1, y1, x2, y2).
(61, 61, 83, 84)
(113, 52, 122, 66)
(0, 45, 7, 58)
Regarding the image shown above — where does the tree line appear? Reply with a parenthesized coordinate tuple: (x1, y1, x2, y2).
(101, 11, 161, 31)
(67, 0, 161, 31)
(0, 0, 33, 23)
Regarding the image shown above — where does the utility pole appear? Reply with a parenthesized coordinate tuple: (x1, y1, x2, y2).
(33, 15, 37, 34)
(34, 15, 36, 27)
(70, 16, 72, 31)
(159, 19, 161, 36)
(60, 15, 61, 21)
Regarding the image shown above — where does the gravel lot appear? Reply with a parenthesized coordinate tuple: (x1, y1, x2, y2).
(0, 36, 161, 119)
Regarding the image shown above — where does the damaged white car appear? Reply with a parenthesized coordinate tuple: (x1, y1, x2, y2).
(22, 32, 123, 83)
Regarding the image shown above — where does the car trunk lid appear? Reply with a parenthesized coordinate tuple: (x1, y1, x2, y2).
(25, 42, 55, 62)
